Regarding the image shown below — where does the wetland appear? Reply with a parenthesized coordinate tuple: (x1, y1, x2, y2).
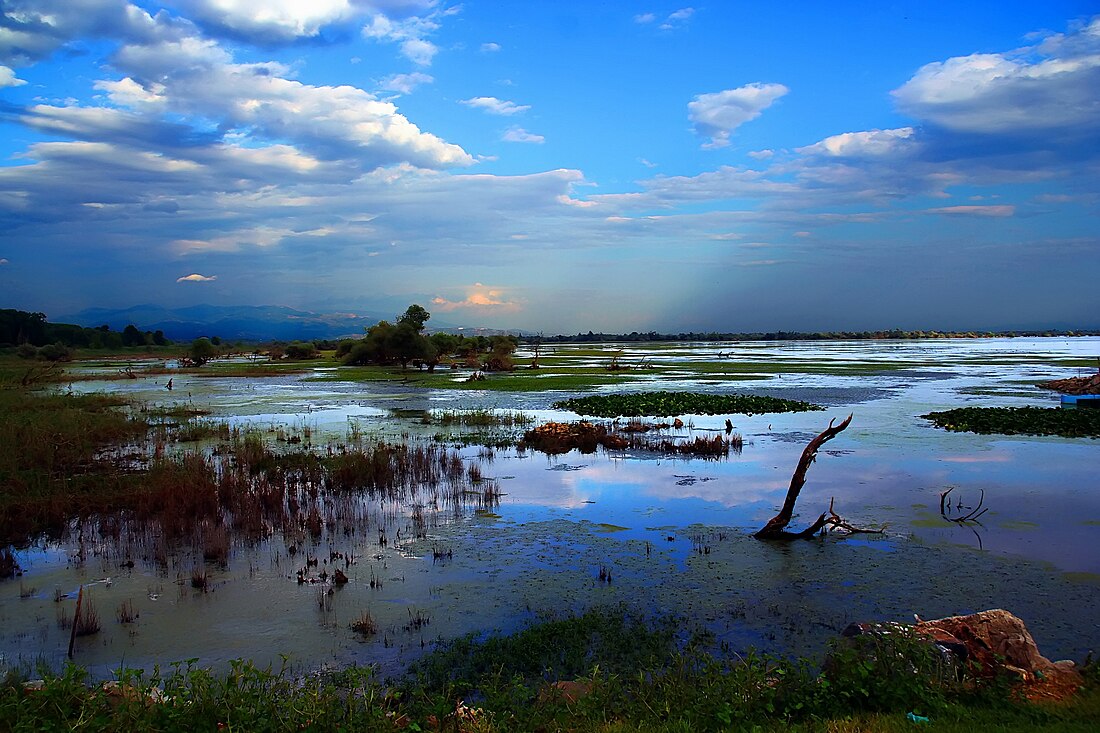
(2, 337, 1099, 683)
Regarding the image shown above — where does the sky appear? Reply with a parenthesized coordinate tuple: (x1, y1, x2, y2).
(1, 1, 1098, 333)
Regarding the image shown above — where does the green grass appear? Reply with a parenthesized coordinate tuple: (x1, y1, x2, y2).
(3, 610, 1097, 732)
(923, 406, 1100, 438)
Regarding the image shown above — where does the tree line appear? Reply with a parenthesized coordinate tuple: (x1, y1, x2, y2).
(539, 328, 1100, 343)
(1, 309, 171, 361)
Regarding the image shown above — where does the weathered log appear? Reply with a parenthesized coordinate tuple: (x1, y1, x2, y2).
(754, 413, 853, 540)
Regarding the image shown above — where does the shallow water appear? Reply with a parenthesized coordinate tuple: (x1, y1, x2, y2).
(4, 337, 1099, 679)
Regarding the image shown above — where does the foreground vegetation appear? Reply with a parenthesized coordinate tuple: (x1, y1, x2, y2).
(555, 391, 824, 418)
(923, 406, 1100, 438)
(3, 609, 1097, 732)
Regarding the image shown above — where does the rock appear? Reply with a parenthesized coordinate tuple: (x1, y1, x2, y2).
(913, 609, 1083, 701)
(538, 679, 594, 705)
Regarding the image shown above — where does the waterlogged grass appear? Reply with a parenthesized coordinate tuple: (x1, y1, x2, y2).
(555, 391, 825, 417)
(923, 406, 1100, 438)
(428, 409, 534, 427)
(0, 384, 150, 544)
(4, 611, 1098, 732)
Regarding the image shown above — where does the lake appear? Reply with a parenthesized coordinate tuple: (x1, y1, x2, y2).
(2, 337, 1098, 680)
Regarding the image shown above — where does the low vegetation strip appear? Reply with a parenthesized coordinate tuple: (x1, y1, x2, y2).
(554, 391, 824, 417)
(923, 406, 1100, 438)
(4, 610, 1098, 732)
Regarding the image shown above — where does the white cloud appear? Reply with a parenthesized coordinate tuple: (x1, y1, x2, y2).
(689, 83, 789, 149)
(634, 13, 656, 24)
(400, 38, 437, 66)
(432, 283, 521, 312)
(461, 96, 530, 115)
(503, 127, 544, 144)
(174, 0, 438, 44)
(0, 0, 166, 65)
(0, 65, 25, 88)
(0, 258, 9, 265)
(361, 5, 448, 66)
(925, 205, 1016, 217)
(660, 7, 694, 30)
(379, 71, 434, 94)
(893, 17, 1100, 134)
(747, 149, 773, 160)
(480, 42, 501, 52)
(105, 35, 472, 170)
(176, 0, 355, 43)
(177, 273, 217, 282)
(798, 128, 915, 157)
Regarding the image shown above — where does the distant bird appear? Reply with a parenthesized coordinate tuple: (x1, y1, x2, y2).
(166, 378, 173, 391)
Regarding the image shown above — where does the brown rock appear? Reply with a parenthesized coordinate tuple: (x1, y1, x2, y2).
(915, 609, 1082, 700)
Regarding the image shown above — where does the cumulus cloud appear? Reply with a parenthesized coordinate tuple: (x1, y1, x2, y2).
(361, 4, 449, 65)
(0, 65, 25, 87)
(797, 128, 915, 157)
(177, 273, 217, 282)
(634, 13, 656, 24)
(460, 96, 530, 115)
(102, 35, 472, 169)
(379, 71, 434, 94)
(503, 127, 544, 143)
(432, 283, 521, 312)
(892, 17, 1100, 135)
(689, 83, 789, 149)
(0, 258, 8, 265)
(173, 0, 438, 45)
(480, 42, 501, 52)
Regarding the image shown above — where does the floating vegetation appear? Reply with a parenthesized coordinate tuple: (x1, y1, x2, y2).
(923, 406, 1100, 438)
(554, 391, 824, 418)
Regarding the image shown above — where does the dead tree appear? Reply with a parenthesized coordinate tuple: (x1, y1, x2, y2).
(755, 413, 857, 540)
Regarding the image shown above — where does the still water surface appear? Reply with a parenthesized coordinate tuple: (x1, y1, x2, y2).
(3, 338, 1098, 678)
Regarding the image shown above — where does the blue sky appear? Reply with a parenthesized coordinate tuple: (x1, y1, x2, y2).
(1, 1, 1097, 332)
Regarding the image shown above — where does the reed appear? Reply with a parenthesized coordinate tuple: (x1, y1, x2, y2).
(74, 595, 101, 636)
(116, 599, 137, 624)
(350, 610, 378, 636)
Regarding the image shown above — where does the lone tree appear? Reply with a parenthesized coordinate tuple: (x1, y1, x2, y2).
(189, 337, 218, 366)
(342, 304, 436, 370)
(753, 414, 881, 540)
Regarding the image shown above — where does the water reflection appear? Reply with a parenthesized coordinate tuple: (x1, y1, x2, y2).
(7, 337, 1099, 678)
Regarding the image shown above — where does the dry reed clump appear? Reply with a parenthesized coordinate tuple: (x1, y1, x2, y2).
(116, 599, 138, 624)
(74, 595, 101, 636)
(626, 432, 740, 458)
(190, 568, 209, 591)
(350, 610, 378, 636)
(520, 421, 629, 454)
(201, 522, 231, 565)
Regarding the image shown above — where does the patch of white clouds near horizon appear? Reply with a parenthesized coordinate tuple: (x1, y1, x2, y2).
(0, 1, 1097, 332)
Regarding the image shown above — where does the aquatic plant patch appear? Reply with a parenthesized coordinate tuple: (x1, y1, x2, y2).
(922, 406, 1100, 438)
(554, 391, 824, 417)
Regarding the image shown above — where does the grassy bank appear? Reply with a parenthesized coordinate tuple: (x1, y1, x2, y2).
(3, 609, 1097, 732)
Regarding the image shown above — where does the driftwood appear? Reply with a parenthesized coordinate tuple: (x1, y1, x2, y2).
(754, 413, 881, 540)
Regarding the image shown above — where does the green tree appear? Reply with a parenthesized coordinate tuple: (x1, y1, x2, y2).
(390, 322, 434, 370)
(285, 341, 319, 359)
(397, 304, 431, 333)
(190, 337, 217, 366)
(122, 324, 145, 347)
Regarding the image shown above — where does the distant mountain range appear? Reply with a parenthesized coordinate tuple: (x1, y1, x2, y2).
(58, 304, 392, 342)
